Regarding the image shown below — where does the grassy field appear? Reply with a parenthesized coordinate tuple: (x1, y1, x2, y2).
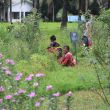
(0, 22, 107, 93)
(0, 22, 109, 109)
(36, 22, 106, 93)
(38, 22, 110, 109)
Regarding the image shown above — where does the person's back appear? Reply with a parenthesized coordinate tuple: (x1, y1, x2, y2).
(82, 36, 89, 47)
(47, 35, 62, 59)
(50, 41, 60, 47)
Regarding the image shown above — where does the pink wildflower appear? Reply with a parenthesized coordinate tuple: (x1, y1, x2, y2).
(29, 74, 34, 77)
(2, 108, 7, 110)
(4, 70, 12, 75)
(35, 102, 41, 107)
(0, 99, 3, 103)
(0, 53, 3, 58)
(5, 95, 12, 100)
(17, 73, 23, 77)
(53, 92, 60, 97)
(15, 73, 23, 81)
(0, 86, 5, 92)
(35, 73, 45, 78)
(6, 59, 15, 65)
(28, 92, 36, 98)
(46, 85, 53, 91)
(18, 89, 26, 94)
(66, 91, 73, 97)
(15, 76, 21, 81)
(25, 76, 32, 81)
(25, 74, 34, 81)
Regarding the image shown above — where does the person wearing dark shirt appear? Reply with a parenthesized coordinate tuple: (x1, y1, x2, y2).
(82, 35, 89, 47)
(47, 35, 62, 59)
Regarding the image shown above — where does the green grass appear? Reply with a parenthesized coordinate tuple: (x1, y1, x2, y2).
(0, 22, 109, 109)
(0, 22, 107, 93)
(38, 22, 81, 55)
(11, 22, 107, 94)
(21, 22, 107, 98)
(40, 90, 110, 110)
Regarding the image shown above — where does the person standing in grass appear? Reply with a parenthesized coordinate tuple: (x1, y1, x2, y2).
(59, 45, 76, 67)
(47, 35, 62, 59)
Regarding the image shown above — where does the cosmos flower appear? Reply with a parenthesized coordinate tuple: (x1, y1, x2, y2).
(53, 92, 60, 97)
(28, 92, 36, 98)
(6, 59, 15, 65)
(35, 102, 41, 107)
(5, 95, 12, 100)
(46, 85, 53, 91)
(66, 91, 73, 97)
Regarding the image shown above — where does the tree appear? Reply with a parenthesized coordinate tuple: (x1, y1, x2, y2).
(0, 0, 9, 21)
(60, 0, 69, 29)
(108, 0, 110, 8)
(33, 0, 36, 8)
(89, 0, 100, 15)
(9, 0, 12, 23)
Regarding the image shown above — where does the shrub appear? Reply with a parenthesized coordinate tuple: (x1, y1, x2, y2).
(11, 9, 41, 54)
(91, 9, 110, 105)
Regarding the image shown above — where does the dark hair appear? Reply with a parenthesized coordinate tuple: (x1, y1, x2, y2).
(64, 45, 70, 51)
(50, 35, 56, 42)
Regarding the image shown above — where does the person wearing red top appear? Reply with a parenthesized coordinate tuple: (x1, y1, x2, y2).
(59, 45, 76, 66)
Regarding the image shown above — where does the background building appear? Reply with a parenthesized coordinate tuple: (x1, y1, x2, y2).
(8, 0, 32, 22)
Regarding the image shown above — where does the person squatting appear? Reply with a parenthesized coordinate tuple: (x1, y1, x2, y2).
(47, 35, 76, 67)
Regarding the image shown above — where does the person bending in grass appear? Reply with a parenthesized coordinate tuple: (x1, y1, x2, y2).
(59, 45, 76, 67)
(47, 35, 62, 59)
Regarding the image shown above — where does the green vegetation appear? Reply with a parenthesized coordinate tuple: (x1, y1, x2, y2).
(0, 21, 108, 92)
(1, 10, 110, 109)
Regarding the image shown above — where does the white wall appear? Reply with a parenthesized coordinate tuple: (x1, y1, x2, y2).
(8, 1, 33, 22)
(9, 2, 32, 12)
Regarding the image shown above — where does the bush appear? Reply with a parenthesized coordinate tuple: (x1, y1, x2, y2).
(11, 10, 41, 54)
(91, 9, 110, 105)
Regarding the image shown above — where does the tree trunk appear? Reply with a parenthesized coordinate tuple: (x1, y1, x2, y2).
(52, 0, 55, 22)
(61, 0, 68, 29)
(10, 0, 12, 23)
(108, 0, 110, 8)
(79, 0, 81, 11)
(85, 0, 88, 12)
(33, 0, 37, 8)
(37, 0, 40, 11)
(33, 0, 40, 12)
